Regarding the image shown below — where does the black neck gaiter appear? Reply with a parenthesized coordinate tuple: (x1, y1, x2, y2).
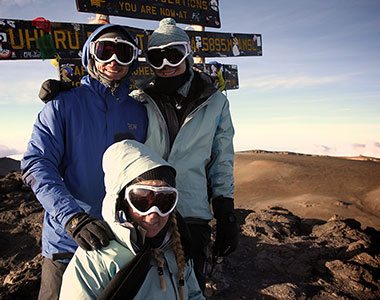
(154, 70, 189, 95)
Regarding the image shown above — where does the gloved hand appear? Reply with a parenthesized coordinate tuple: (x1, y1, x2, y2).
(212, 197, 239, 257)
(65, 212, 115, 251)
(39, 79, 73, 103)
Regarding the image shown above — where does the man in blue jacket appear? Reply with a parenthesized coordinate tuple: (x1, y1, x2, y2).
(21, 24, 148, 300)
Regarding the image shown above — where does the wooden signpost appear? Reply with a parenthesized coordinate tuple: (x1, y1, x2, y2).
(0, 19, 262, 60)
(58, 58, 239, 90)
(0, 1, 262, 91)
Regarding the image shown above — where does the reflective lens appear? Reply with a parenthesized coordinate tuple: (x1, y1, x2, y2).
(146, 41, 191, 69)
(90, 38, 139, 66)
(125, 185, 178, 217)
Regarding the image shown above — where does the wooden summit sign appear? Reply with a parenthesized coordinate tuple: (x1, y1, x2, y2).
(76, 0, 221, 28)
(0, 18, 262, 60)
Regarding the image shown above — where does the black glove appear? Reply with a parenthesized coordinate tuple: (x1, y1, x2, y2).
(39, 79, 73, 103)
(212, 197, 239, 257)
(65, 212, 115, 251)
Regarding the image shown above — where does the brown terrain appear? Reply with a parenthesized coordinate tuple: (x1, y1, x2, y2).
(1, 152, 379, 299)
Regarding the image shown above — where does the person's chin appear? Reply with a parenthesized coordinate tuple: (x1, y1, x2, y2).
(103, 70, 127, 81)
(157, 68, 180, 78)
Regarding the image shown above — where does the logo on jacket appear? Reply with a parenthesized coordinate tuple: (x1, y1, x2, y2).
(128, 123, 137, 131)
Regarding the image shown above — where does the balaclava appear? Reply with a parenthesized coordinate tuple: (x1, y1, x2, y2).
(148, 18, 194, 96)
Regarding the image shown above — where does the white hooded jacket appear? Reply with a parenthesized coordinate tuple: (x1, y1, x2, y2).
(59, 140, 204, 300)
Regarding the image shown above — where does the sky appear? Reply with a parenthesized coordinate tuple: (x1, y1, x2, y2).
(1, 0, 380, 158)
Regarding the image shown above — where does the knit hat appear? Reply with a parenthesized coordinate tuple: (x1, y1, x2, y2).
(148, 18, 190, 47)
(129, 165, 176, 188)
(148, 18, 194, 97)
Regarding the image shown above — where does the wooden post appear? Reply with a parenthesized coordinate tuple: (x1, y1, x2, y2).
(89, 14, 110, 24)
(190, 25, 205, 64)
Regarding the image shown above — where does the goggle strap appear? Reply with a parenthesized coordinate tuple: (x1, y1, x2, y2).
(147, 41, 191, 51)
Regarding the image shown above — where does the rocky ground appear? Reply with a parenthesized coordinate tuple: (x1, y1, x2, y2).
(1, 168, 379, 299)
(207, 207, 380, 299)
(0, 171, 43, 300)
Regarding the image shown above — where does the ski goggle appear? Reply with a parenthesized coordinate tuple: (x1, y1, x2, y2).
(90, 37, 140, 66)
(125, 184, 178, 217)
(146, 41, 191, 70)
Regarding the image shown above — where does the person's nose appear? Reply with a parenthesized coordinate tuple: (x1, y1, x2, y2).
(144, 212, 159, 222)
(108, 59, 119, 67)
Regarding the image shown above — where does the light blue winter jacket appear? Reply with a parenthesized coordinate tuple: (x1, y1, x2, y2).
(20, 24, 148, 260)
(59, 140, 204, 300)
(132, 82, 235, 221)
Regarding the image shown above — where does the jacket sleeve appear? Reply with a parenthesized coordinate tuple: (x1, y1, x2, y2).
(207, 94, 235, 200)
(21, 99, 83, 227)
(59, 248, 111, 300)
(59, 241, 135, 300)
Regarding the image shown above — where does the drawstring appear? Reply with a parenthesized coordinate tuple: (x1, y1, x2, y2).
(179, 278, 185, 300)
(157, 266, 167, 291)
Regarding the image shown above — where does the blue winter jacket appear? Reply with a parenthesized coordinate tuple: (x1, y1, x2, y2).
(21, 24, 148, 260)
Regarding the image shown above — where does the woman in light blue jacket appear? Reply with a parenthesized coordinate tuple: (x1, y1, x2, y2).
(134, 18, 239, 290)
(59, 140, 204, 300)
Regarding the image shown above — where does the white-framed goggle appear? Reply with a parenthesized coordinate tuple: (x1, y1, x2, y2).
(90, 37, 141, 66)
(146, 41, 192, 70)
(125, 184, 178, 217)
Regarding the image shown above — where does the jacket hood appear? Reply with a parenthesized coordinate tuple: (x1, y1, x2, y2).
(101, 140, 175, 225)
(81, 24, 139, 75)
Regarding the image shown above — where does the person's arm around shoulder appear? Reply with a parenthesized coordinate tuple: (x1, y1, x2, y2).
(39, 79, 73, 103)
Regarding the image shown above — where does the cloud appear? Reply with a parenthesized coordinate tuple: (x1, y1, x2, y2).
(313, 145, 335, 154)
(240, 74, 345, 91)
(311, 142, 380, 158)
(0, 144, 21, 158)
(0, 0, 40, 6)
(352, 143, 366, 149)
(0, 61, 56, 105)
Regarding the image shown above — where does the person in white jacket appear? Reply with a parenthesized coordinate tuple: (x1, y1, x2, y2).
(59, 140, 204, 300)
